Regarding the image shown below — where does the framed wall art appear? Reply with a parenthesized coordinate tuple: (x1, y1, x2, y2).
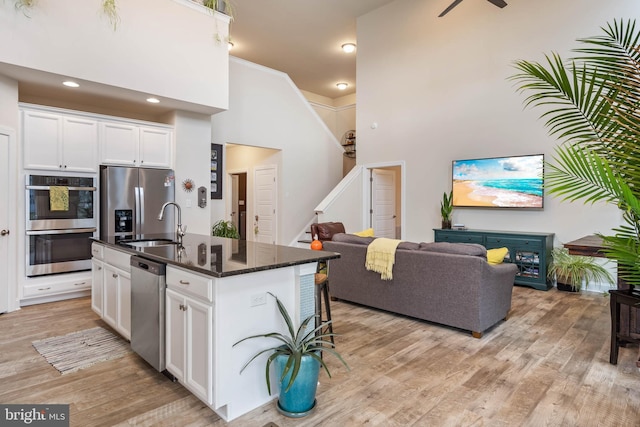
(210, 143, 223, 199)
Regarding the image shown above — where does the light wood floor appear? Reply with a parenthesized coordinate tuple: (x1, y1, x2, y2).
(1, 286, 639, 426)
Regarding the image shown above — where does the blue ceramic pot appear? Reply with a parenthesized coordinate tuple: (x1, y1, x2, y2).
(274, 353, 320, 416)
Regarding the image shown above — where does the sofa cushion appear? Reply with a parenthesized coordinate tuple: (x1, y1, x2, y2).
(354, 228, 375, 237)
(397, 241, 420, 250)
(331, 233, 375, 245)
(418, 242, 487, 258)
(487, 247, 509, 265)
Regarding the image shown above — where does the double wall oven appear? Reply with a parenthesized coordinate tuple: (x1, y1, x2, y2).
(26, 175, 97, 277)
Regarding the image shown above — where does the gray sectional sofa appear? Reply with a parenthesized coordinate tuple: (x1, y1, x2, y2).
(322, 233, 519, 338)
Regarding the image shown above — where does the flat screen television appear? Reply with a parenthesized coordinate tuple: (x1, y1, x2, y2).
(452, 154, 544, 209)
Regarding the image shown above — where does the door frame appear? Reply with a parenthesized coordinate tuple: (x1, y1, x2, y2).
(362, 161, 405, 240)
(0, 126, 18, 313)
(226, 168, 248, 239)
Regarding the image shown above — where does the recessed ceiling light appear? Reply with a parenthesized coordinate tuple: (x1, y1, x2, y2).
(336, 82, 348, 90)
(146, 97, 160, 104)
(341, 43, 356, 53)
(63, 81, 79, 88)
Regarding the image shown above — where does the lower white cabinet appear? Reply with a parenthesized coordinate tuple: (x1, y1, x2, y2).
(91, 244, 131, 341)
(102, 263, 131, 340)
(166, 287, 213, 405)
(91, 258, 104, 316)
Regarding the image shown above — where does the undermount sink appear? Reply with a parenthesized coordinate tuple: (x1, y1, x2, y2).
(119, 239, 179, 248)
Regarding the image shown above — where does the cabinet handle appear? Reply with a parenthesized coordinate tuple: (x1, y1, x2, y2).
(74, 282, 86, 286)
(112, 273, 118, 278)
(38, 287, 51, 291)
(97, 266, 102, 271)
(179, 280, 190, 285)
(59, 165, 62, 168)
(179, 304, 187, 311)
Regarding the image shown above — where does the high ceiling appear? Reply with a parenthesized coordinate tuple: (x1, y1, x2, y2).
(228, 0, 398, 99)
(1, 0, 398, 117)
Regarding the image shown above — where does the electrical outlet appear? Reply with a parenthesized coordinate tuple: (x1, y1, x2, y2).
(250, 293, 266, 307)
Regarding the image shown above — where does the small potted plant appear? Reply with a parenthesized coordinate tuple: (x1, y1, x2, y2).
(548, 247, 615, 292)
(234, 293, 348, 417)
(211, 219, 240, 238)
(440, 190, 453, 229)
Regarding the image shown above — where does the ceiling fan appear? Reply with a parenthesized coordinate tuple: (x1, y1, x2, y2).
(439, 0, 507, 17)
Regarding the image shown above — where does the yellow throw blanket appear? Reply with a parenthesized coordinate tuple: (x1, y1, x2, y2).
(365, 238, 403, 280)
(49, 186, 69, 211)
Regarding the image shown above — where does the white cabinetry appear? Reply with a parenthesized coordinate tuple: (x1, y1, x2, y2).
(22, 109, 98, 172)
(91, 243, 131, 340)
(91, 258, 104, 316)
(100, 122, 173, 168)
(22, 273, 91, 300)
(165, 267, 213, 405)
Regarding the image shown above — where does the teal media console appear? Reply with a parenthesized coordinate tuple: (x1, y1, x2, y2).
(434, 229, 554, 291)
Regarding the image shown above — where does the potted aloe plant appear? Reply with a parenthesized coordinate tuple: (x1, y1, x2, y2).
(548, 247, 615, 292)
(234, 293, 348, 417)
(440, 190, 453, 229)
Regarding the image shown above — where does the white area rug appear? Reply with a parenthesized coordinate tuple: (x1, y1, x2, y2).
(32, 326, 131, 374)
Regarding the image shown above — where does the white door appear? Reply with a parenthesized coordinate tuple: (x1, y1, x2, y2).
(254, 166, 277, 244)
(0, 128, 16, 314)
(372, 169, 397, 238)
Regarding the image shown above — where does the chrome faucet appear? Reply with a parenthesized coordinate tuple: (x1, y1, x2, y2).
(158, 202, 186, 242)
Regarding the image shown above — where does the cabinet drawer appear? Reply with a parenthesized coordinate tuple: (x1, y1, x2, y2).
(103, 246, 131, 271)
(167, 267, 213, 303)
(436, 232, 483, 244)
(23, 277, 91, 298)
(91, 242, 104, 260)
(486, 236, 542, 249)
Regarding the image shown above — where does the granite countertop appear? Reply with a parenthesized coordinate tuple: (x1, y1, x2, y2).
(93, 233, 339, 278)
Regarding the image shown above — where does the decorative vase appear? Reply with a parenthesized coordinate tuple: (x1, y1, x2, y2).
(274, 353, 320, 417)
(442, 219, 452, 229)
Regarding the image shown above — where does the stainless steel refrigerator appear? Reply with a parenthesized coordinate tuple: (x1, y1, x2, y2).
(99, 166, 175, 240)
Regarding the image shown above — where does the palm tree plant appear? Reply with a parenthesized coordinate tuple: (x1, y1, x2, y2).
(511, 18, 640, 288)
(234, 292, 348, 416)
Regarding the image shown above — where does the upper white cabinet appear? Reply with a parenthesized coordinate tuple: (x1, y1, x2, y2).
(21, 104, 174, 172)
(100, 122, 173, 169)
(23, 109, 98, 172)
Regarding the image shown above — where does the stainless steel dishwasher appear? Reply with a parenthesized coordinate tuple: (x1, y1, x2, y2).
(130, 255, 166, 372)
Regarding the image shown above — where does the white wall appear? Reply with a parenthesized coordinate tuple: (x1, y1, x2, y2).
(211, 58, 344, 244)
(171, 111, 216, 235)
(0, 0, 229, 111)
(357, 0, 636, 245)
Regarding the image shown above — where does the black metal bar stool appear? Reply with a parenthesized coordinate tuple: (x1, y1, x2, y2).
(314, 272, 334, 345)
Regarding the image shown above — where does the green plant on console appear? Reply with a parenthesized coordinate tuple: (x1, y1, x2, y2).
(548, 247, 614, 292)
(440, 190, 453, 229)
(511, 18, 640, 288)
(233, 292, 348, 415)
(211, 219, 240, 238)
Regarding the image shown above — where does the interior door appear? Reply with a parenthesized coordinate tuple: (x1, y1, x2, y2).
(254, 166, 277, 244)
(0, 128, 15, 313)
(231, 174, 239, 231)
(371, 169, 397, 238)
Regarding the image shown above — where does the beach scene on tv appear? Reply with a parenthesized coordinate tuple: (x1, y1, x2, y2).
(452, 155, 544, 208)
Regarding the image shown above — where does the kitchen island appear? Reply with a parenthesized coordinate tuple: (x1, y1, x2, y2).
(91, 233, 339, 422)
